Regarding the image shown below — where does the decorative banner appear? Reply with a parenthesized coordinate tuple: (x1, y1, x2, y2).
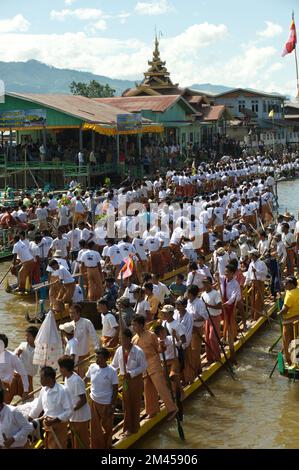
(117, 113, 142, 131)
(0, 108, 47, 128)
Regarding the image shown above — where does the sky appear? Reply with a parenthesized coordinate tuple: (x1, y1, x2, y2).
(0, 0, 298, 96)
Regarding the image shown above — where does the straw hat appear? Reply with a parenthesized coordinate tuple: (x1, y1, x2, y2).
(216, 247, 226, 256)
(161, 304, 175, 314)
(248, 249, 259, 257)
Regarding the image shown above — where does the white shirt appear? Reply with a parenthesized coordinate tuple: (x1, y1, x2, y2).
(187, 297, 208, 327)
(162, 318, 186, 340)
(58, 265, 75, 284)
(132, 238, 148, 261)
(101, 313, 118, 338)
(218, 275, 241, 304)
(72, 285, 84, 303)
(72, 317, 99, 356)
(153, 282, 170, 303)
(65, 337, 79, 365)
(107, 245, 123, 266)
(29, 383, 73, 422)
(0, 350, 29, 391)
(136, 299, 150, 318)
(0, 405, 33, 448)
(201, 290, 222, 316)
(12, 240, 33, 263)
(67, 229, 81, 252)
(14, 342, 38, 378)
(51, 237, 69, 258)
(81, 249, 101, 268)
(144, 236, 160, 253)
(123, 283, 139, 304)
(64, 373, 91, 423)
(85, 364, 118, 405)
(186, 271, 206, 290)
(111, 345, 147, 377)
(247, 259, 268, 282)
(173, 311, 193, 348)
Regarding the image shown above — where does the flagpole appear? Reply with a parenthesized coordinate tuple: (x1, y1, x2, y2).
(294, 46, 299, 99)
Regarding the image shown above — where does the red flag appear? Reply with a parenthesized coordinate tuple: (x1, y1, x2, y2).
(282, 15, 297, 57)
(117, 256, 134, 280)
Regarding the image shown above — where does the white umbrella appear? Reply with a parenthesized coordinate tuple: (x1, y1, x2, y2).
(33, 310, 63, 368)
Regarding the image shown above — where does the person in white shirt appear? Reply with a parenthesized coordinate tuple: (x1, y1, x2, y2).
(48, 260, 76, 311)
(201, 277, 222, 364)
(186, 262, 206, 291)
(69, 304, 100, 378)
(59, 322, 79, 365)
(50, 229, 70, 259)
(123, 279, 139, 306)
(58, 203, 70, 228)
(84, 348, 118, 449)
(111, 328, 147, 436)
(12, 235, 35, 292)
(186, 285, 208, 374)
(273, 233, 287, 267)
(74, 196, 86, 224)
(29, 366, 73, 449)
(173, 297, 194, 384)
(246, 250, 268, 320)
(58, 355, 91, 449)
(81, 241, 103, 301)
(0, 387, 33, 449)
(12, 326, 39, 398)
(97, 299, 119, 348)
(72, 284, 84, 303)
(133, 287, 150, 320)
(0, 334, 29, 404)
(282, 222, 296, 275)
(152, 274, 171, 304)
(35, 202, 48, 231)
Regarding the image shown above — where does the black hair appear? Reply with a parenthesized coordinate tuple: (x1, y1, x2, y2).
(40, 366, 56, 381)
(71, 304, 82, 314)
(97, 298, 109, 307)
(176, 273, 185, 280)
(95, 347, 110, 360)
(143, 282, 153, 292)
(0, 387, 4, 404)
(187, 285, 199, 296)
(153, 324, 165, 336)
(285, 276, 298, 288)
(133, 315, 145, 326)
(0, 333, 8, 348)
(58, 355, 75, 372)
(122, 328, 133, 339)
(26, 326, 39, 338)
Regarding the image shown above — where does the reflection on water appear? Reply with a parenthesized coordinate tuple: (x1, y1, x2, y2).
(1, 179, 299, 448)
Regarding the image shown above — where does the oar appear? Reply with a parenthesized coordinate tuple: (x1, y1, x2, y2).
(0, 265, 12, 286)
(161, 348, 185, 441)
(269, 355, 280, 378)
(197, 372, 216, 398)
(171, 332, 184, 420)
(202, 298, 236, 380)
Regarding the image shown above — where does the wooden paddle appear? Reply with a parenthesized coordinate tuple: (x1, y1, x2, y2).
(0, 265, 12, 286)
(161, 348, 185, 441)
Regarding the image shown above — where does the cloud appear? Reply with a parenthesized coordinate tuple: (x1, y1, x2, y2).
(65, 0, 76, 4)
(135, 0, 174, 15)
(0, 25, 291, 96)
(257, 21, 283, 38)
(89, 19, 107, 31)
(0, 14, 30, 33)
(50, 8, 104, 21)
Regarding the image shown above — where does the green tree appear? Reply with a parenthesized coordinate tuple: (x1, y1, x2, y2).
(70, 80, 115, 98)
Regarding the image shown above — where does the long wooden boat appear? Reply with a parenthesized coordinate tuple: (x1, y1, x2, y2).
(112, 297, 277, 449)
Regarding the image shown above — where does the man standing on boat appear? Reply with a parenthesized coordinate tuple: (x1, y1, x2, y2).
(29, 366, 73, 449)
(278, 276, 299, 366)
(69, 304, 99, 378)
(0, 334, 29, 404)
(246, 250, 268, 320)
(132, 315, 177, 420)
(111, 328, 147, 437)
(12, 235, 35, 293)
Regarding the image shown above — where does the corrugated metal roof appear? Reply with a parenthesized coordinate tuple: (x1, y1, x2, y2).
(6, 92, 146, 126)
(203, 105, 226, 121)
(94, 95, 191, 113)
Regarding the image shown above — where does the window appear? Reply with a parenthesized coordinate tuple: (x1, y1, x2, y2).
(238, 100, 246, 112)
(263, 101, 267, 113)
(281, 131, 284, 138)
(251, 100, 259, 113)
